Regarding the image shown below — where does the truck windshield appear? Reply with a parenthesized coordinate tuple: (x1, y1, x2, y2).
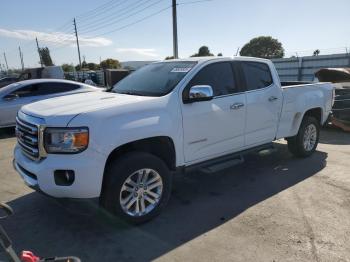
(112, 61, 197, 96)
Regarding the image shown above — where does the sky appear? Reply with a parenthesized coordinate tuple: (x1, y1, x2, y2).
(0, 0, 349, 69)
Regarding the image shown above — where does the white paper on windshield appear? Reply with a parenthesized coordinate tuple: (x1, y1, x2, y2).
(171, 67, 192, 73)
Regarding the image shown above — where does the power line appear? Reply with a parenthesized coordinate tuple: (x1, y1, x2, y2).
(92, 5, 171, 37)
(3, 0, 216, 68)
(79, 0, 167, 34)
(178, 0, 213, 5)
(76, 0, 126, 22)
(52, 18, 77, 32)
(77, 0, 157, 31)
(76, 0, 126, 21)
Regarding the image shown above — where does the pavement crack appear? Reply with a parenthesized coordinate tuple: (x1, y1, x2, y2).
(292, 190, 320, 262)
(315, 176, 350, 193)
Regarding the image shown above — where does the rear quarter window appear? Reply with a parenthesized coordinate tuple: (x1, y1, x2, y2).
(241, 62, 273, 91)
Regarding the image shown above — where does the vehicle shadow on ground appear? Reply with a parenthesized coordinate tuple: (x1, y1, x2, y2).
(0, 127, 15, 139)
(1, 143, 327, 262)
(319, 127, 350, 145)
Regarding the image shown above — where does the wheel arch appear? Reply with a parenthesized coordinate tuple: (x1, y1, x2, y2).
(302, 107, 323, 124)
(292, 107, 322, 134)
(103, 136, 177, 174)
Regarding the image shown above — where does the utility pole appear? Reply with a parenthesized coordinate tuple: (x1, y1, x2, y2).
(18, 46, 24, 71)
(235, 47, 240, 56)
(36, 37, 43, 67)
(74, 18, 82, 70)
(172, 0, 179, 59)
(3, 52, 9, 71)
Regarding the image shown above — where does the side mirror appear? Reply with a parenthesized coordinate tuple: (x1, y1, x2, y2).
(186, 85, 213, 103)
(3, 94, 19, 101)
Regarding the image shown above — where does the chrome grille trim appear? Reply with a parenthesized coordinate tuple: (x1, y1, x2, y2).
(15, 127, 38, 145)
(16, 117, 37, 134)
(17, 139, 39, 156)
(16, 111, 46, 161)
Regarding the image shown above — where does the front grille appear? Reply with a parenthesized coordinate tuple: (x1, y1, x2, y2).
(16, 116, 40, 160)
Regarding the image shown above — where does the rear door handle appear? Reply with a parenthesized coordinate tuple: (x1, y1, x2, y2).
(230, 103, 244, 110)
(268, 96, 278, 102)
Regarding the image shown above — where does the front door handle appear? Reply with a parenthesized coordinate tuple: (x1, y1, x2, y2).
(268, 96, 278, 102)
(230, 103, 244, 110)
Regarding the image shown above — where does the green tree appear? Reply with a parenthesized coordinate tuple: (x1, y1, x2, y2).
(38, 47, 54, 66)
(165, 56, 175, 60)
(191, 46, 214, 57)
(217, 53, 223, 56)
(87, 63, 100, 70)
(313, 49, 320, 56)
(61, 63, 75, 72)
(240, 36, 284, 59)
(100, 58, 121, 69)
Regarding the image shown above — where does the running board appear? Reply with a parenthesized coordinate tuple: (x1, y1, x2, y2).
(183, 143, 274, 174)
(200, 155, 244, 174)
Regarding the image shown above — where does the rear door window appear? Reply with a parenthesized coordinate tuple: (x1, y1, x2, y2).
(241, 62, 273, 91)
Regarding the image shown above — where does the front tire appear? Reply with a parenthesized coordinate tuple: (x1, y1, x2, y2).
(100, 152, 172, 224)
(287, 116, 320, 158)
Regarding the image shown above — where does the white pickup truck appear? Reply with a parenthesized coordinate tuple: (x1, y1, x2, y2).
(13, 57, 334, 223)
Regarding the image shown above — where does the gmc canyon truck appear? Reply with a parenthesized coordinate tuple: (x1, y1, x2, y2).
(13, 57, 334, 223)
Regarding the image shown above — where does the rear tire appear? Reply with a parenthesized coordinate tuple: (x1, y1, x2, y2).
(287, 116, 320, 158)
(100, 152, 172, 224)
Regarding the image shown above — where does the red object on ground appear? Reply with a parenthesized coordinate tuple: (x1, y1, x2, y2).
(20, 251, 40, 262)
(331, 116, 350, 132)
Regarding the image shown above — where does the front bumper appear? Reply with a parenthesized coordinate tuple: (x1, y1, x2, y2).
(13, 145, 106, 198)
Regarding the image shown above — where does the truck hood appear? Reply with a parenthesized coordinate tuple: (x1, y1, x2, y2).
(21, 91, 157, 125)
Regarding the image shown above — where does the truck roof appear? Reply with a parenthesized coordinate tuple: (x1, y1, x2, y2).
(161, 56, 271, 64)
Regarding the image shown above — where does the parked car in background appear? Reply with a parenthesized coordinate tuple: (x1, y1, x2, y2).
(0, 79, 102, 128)
(0, 76, 19, 88)
(13, 57, 334, 224)
(315, 68, 350, 128)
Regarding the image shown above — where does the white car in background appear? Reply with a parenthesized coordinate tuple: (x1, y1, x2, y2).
(0, 79, 102, 128)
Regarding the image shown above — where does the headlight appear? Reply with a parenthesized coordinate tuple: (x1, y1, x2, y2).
(44, 127, 89, 154)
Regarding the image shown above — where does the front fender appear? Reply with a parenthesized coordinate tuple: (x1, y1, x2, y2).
(68, 94, 184, 167)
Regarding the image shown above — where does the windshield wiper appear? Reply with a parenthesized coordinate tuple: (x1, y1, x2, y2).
(113, 90, 147, 96)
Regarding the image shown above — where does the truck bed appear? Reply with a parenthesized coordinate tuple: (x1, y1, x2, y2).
(276, 82, 334, 139)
